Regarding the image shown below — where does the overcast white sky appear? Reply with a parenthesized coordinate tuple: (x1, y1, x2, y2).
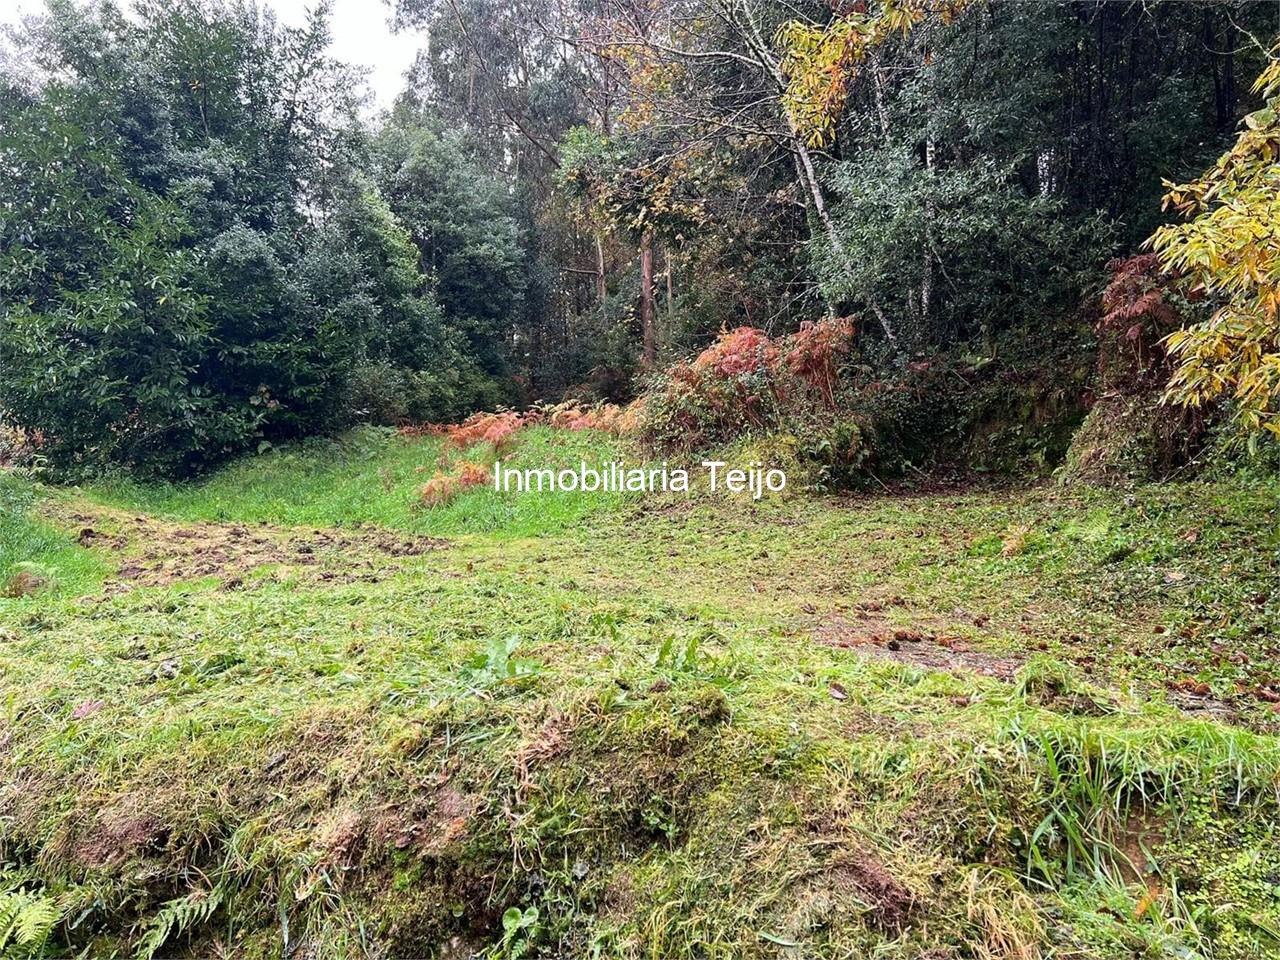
(0, 0, 422, 111)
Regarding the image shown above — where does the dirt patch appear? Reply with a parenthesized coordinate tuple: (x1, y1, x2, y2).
(315, 809, 369, 872)
(368, 785, 478, 858)
(56, 507, 445, 593)
(75, 794, 171, 868)
(1115, 809, 1168, 888)
(1163, 684, 1239, 722)
(2, 570, 46, 598)
(816, 616, 1022, 680)
(831, 848, 916, 932)
(513, 712, 577, 797)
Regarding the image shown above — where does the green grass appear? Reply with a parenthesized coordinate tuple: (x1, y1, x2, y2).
(1, 427, 1278, 959)
(0, 473, 108, 601)
(85, 426, 631, 538)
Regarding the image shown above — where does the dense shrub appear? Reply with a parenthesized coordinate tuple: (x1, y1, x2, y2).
(637, 318, 1093, 488)
(0, 5, 516, 477)
(786, 318, 856, 406)
(638, 323, 853, 451)
(0, 96, 235, 476)
(1061, 256, 1207, 485)
(640, 333, 771, 451)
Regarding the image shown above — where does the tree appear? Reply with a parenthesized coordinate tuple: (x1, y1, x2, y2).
(558, 128, 713, 367)
(1155, 51, 1280, 439)
(778, 0, 970, 148)
(0, 90, 226, 474)
(0, 0, 505, 473)
(783, 0, 1272, 352)
(373, 114, 527, 385)
(556, 0, 910, 352)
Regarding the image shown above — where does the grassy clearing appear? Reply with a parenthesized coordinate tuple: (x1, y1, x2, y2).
(87, 426, 631, 538)
(1, 428, 1278, 959)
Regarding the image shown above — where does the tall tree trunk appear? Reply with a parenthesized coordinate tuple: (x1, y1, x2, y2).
(595, 234, 607, 306)
(731, 1, 903, 356)
(920, 30, 937, 337)
(790, 137, 902, 356)
(665, 249, 675, 327)
(921, 139, 934, 333)
(871, 55, 892, 144)
(640, 232, 657, 367)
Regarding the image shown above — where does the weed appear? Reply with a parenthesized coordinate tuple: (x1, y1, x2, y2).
(457, 636, 544, 694)
(491, 905, 540, 959)
(0, 885, 61, 960)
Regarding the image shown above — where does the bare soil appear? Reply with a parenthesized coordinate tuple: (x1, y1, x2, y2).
(814, 611, 1022, 680)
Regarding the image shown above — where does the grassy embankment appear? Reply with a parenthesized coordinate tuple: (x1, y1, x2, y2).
(1, 425, 1279, 959)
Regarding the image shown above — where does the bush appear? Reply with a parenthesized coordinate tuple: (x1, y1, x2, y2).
(1061, 256, 1206, 486)
(638, 323, 846, 451)
(0, 11, 518, 479)
(0, 123, 247, 477)
(343, 363, 414, 426)
(637, 317, 1093, 488)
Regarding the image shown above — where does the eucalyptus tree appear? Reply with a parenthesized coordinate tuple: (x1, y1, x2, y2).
(783, 0, 1276, 350)
(391, 0, 631, 389)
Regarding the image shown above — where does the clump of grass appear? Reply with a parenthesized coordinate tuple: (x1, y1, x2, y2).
(998, 708, 1280, 884)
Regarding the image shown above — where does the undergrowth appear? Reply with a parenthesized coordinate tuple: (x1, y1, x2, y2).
(0, 428, 1278, 957)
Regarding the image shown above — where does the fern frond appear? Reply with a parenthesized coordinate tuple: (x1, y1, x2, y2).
(0, 889, 62, 960)
(134, 885, 224, 960)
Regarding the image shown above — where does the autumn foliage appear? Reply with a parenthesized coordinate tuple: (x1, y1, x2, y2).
(443, 411, 526, 450)
(545, 402, 636, 433)
(1096, 255, 1181, 388)
(419, 473, 461, 507)
(779, 0, 974, 146)
(418, 461, 492, 508)
(1061, 256, 1206, 484)
(1153, 53, 1280, 438)
(691, 326, 778, 379)
(639, 319, 857, 449)
(407, 401, 640, 508)
(786, 317, 857, 406)
(457, 461, 492, 487)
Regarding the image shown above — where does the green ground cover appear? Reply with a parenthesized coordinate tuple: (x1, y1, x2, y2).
(1, 428, 1278, 959)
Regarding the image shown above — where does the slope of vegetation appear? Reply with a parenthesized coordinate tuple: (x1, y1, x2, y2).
(2, 0, 1279, 957)
(87, 426, 627, 538)
(2, 428, 1279, 959)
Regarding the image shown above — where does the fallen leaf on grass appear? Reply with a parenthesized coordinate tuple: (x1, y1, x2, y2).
(71, 700, 104, 719)
(1134, 887, 1160, 919)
